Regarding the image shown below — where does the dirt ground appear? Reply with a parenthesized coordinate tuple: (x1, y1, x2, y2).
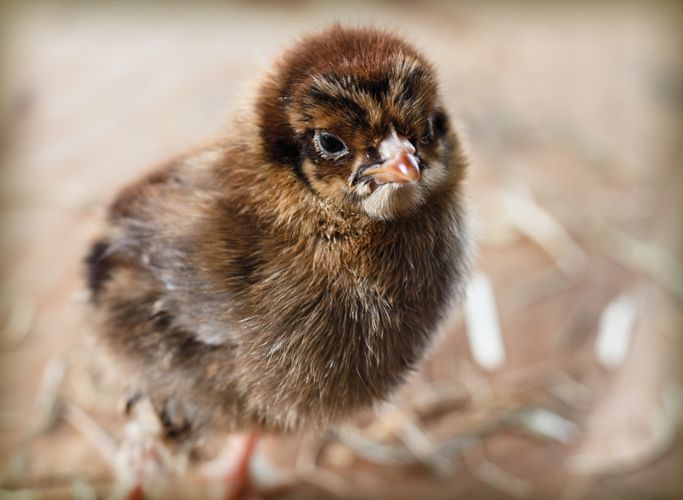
(1, 2, 682, 499)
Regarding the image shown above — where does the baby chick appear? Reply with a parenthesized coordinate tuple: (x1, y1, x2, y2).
(86, 25, 470, 473)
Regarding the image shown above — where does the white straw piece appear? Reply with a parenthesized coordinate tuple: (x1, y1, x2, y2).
(501, 191, 586, 277)
(464, 272, 506, 371)
(594, 292, 639, 370)
(509, 408, 578, 445)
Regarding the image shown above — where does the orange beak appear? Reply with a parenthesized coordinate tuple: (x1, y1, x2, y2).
(362, 126, 420, 185)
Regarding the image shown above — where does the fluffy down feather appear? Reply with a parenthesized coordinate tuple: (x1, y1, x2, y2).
(86, 25, 471, 439)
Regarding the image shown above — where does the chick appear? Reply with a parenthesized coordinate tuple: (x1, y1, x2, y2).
(87, 25, 470, 458)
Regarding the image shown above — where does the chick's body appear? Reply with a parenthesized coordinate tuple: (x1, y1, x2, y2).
(88, 27, 470, 440)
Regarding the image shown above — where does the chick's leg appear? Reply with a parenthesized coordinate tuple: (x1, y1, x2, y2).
(201, 432, 260, 500)
(226, 433, 259, 500)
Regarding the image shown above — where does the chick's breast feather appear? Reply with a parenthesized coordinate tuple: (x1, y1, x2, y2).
(86, 26, 471, 439)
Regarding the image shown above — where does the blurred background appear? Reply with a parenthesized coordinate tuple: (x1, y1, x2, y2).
(1, 1, 682, 498)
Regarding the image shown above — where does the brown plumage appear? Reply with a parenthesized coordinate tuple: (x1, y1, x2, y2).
(86, 26, 471, 443)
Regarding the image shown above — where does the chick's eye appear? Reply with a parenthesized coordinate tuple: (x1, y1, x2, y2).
(314, 130, 349, 158)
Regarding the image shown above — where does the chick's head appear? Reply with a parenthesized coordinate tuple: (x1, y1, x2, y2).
(258, 26, 459, 220)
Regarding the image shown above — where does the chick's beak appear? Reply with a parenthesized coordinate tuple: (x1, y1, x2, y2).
(362, 126, 420, 185)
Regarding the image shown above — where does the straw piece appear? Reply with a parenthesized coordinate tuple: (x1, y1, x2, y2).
(394, 411, 453, 477)
(63, 402, 117, 467)
(33, 356, 68, 432)
(593, 224, 683, 302)
(594, 291, 639, 370)
(500, 190, 587, 277)
(546, 370, 592, 411)
(505, 266, 577, 310)
(569, 384, 683, 475)
(474, 460, 535, 498)
(507, 408, 579, 445)
(0, 296, 36, 351)
(464, 273, 506, 371)
(330, 428, 414, 465)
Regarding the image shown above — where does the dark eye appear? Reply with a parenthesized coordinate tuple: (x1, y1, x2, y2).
(314, 130, 349, 159)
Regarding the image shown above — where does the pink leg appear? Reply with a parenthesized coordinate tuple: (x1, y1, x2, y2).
(201, 432, 260, 500)
(225, 433, 259, 500)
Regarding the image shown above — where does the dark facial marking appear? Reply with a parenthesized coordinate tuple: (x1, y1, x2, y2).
(400, 67, 430, 105)
(432, 108, 449, 138)
(360, 75, 390, 103)
(419, 116, 434, 145)
(308, 88, 371, 130)
(283, 137, 311, 188)
(86, 240, 115, 302)
(365, 146, 381, 163)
